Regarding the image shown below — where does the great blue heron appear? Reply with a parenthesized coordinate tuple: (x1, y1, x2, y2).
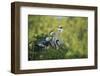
(34, 26, 64, 51)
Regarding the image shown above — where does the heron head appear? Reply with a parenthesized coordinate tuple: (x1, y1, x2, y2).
(58, 25, 63, 32)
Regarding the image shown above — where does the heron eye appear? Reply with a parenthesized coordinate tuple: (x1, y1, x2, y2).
(60, 27, 62, 29)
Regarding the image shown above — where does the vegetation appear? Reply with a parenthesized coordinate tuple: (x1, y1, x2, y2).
(28, 15, 88, 60)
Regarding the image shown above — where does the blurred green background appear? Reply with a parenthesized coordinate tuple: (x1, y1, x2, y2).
(28, 15, 88, 60)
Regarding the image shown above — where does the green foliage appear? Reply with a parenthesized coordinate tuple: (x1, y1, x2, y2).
(28, 15, 88, 60)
